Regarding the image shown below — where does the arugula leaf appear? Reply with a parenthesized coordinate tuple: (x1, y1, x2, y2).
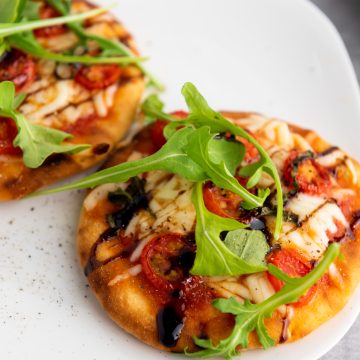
(223, 229, 269, 267)
(22, 1, 41, 21)
(141, 94, 177, 124)
(37, 83, 282, 239)
(8, 32, 145, 65)
(45, 0, 164, 90)
(185, 127, 265, 208)
(0, 81, 89, 168)
(172, 83, 283, 238)
(0, 0, 26, 23)
(190, 182, 267, 276)
(0, 6, 107, 37)
(187, 243, 340, 359)
(36, 126, 208, 194)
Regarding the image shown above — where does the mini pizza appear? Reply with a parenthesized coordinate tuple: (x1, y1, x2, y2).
(74, 85, 360, 358)
(0, 0, 145, 200)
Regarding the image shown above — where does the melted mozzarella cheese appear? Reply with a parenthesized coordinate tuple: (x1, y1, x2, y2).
(285, 193, 326, 222)
(316, 149, 345, 167)
(277, 201, 347, 260)
(20, 80, 91, 123)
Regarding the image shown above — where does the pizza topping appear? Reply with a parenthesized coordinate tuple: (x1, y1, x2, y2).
(0, 117, 22, 156)
(141, 233, 195, 292)
(203, 181, 242, 218)
(0, 81, 89, 167)
(107, 264, 142, 286)
(0, 49, 36, 92)
(283, 150, 331, 196)
(189, 243, 340, 358)
(275, 201, 347, 261)
(34, 4, 67, 38)
(266, 248, 317, 307)
(285, 193, 325, 222)
(317, 146, 344, 165)
(74, 64, 122, 90)
(150, 111, 188, 151)
(157, 305, 184, 347)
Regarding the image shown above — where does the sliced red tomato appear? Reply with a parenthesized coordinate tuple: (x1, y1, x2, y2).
(240, 136, 260, 163)
(0, 117, 21, 156)
(283, 150, 331, 195)
(74, 64, 122, 90)
(141, 234, 195, 292)
(267, 248, 317, 307)
(34, 5, 66, 37)
(0, 50, 36, 92)
(150, 111, 188, 151)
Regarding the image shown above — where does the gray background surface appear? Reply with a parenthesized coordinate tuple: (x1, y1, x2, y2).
(311, 1, 360, 359)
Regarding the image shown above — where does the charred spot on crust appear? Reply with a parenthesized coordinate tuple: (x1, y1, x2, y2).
(92, 143, 110, 155)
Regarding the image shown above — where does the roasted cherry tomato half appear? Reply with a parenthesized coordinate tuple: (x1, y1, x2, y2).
(283, 150, 331, 195)
(239, 135, 259, 163)
(141, 234, 195, 292)
(0, 117, 21, 156)
(267, 248, 317, 307)
(151, 120, 168, 151)
(0, 50, 36, 92)
(74, 64, 122, 90)
(150, 111, 188, 151)
(34, 5, 66, 37)
(203, 181, 242, 218)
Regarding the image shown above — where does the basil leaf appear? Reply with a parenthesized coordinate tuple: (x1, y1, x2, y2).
(223, 229, 269, 267)
(8, 32, 144, 65)
(0, 81, 89, 168)
(36, 126, 207, 194)
(190, 182, 267, 276)
(187, 243, 340, 359)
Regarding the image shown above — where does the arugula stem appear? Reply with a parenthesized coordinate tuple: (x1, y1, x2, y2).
(35, 152, 188, 195)
(0, 7, 107, 37)
(8, 35, 145, 64)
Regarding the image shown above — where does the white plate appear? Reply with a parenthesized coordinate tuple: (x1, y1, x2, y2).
(1, 0, 360, 359)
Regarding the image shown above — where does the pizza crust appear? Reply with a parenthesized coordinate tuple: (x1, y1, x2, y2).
(76, 112, 360, 353)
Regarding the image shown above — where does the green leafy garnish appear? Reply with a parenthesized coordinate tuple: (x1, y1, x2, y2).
(223, 229, 270, 267)
(0, 0, 26, 23)
(0, 6, 107, 37)
(0, 81, 89, 168)
(190, 182, 267, 276)
(44, 0, 163, 89)
(36, 82, 283, 238)
(187, 243, 340, 359)
(36, 126, 208, 191)
(8, 32, 145, 65)
(141, 94, 176, 123)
